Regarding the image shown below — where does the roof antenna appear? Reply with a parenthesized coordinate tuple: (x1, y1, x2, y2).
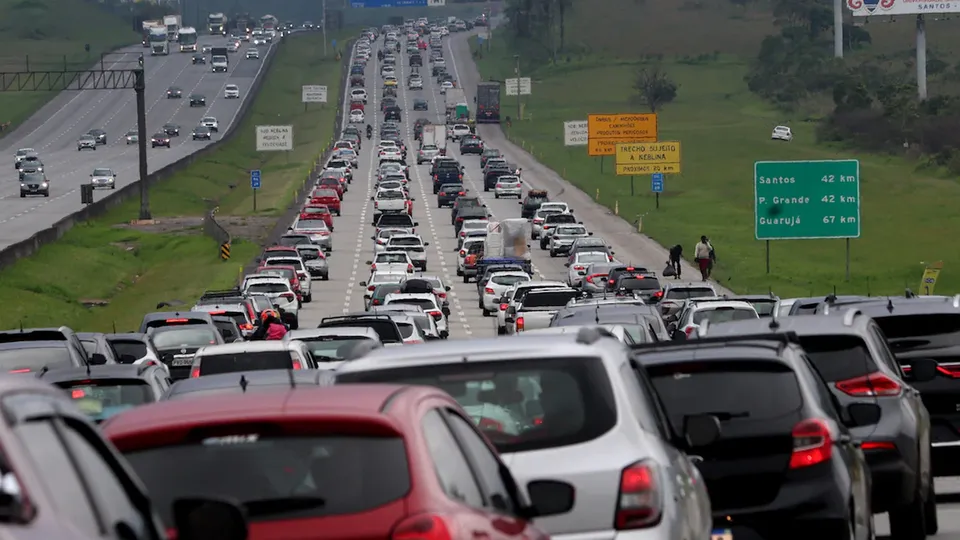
(239, 375, 249, 393)
(112, 321, 117, 334)
(85, 363, 91, 376)
(287, 368, 297, 388)
(832, 284, 837, 296)
(866, 277, 871, 297)
(18, 321, 22, 333)
(887, 298, 894, 313)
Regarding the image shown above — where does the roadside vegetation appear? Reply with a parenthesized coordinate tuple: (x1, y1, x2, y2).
(0, 0, 139, 132)
(0, 29, 349, 331)
(476, 0, 960, 297)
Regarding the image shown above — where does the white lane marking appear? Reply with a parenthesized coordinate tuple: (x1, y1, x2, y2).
(398, 50, 471, 337)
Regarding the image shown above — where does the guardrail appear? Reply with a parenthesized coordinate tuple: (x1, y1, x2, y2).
(204, 206, 232, 260)
(240, 37, 356, 282)
(0, 31, 303, 272)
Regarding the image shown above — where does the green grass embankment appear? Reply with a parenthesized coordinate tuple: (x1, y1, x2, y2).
(0, 29, 350, 332)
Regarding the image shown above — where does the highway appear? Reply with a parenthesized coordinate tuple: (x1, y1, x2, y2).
(294, 28, 960, 538)
(0, 34, 275, 249)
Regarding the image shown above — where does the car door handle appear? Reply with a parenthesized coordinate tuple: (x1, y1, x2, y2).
(472, 531, 490, 539)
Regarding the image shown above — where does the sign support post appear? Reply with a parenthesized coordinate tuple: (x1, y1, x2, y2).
(514, 54, 521, 121)
(250, 169, 261, 212)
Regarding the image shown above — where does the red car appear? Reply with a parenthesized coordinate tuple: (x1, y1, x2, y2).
(263, 245, 299, 258)
(300, 206, 334, 230)
(316, 177, 343, 199)
(349, 101, 364, 112)
(102, 385, 574, 539)
(310, 189, 341, 215)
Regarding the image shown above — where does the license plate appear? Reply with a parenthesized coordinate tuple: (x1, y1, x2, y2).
(170, 357, 193, 366)
(712, 530, 733, 540)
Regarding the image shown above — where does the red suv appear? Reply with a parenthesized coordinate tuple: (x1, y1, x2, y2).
(317, 177, 344, 199)
(103, 385, 574, 539)
(311, 189, 341, 215)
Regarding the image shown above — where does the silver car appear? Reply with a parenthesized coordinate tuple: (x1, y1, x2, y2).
(89, 167, 116, 190)
(295, 244, 329, 280)
(549, 224, 590, 257)
(566, 251, 616, 287)
(493, 175, 522, 198)
(480, 271, 530, 315)
(77, 135, 96, 151)
(581, 261, 622, 294)
(531, 208, 561, 239)
(334, 332, 713, 540)
(416, 144, 439, 164)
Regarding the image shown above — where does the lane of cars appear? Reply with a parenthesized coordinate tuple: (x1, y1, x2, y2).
(1, 17, 960, 540)
(0, 33, 274, 248)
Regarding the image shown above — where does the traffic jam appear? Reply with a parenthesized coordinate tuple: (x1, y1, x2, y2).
(1, 17, 958, 540)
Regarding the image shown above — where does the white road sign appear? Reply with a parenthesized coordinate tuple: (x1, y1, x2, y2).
(505, 77, 531, 96)
(428, 0, 446, 5)
(564, 120, 588, 146)
(302, 85, 327, 103)
(256, 125, 293, 151)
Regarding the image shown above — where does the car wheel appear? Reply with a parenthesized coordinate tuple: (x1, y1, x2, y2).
(926, 482, 939, 534)
(462, 274, 469, 283)
(43, 191, 49, 197)
(550, 250, 557, 257)
(456, 268, 463, 276)
(305, 293, 312, 302)
(482, 308, 490, 317)
(889, 488, 927, 540)
(497, 326, 506, 335)
(19, 193, 25, 198)
(111, 185, 116, 190)
(495, 194, 499, 199)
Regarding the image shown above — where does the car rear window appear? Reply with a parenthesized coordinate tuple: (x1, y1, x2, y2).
(152, 328, 219, 349)
(618, 277, 661, 291)
(298, 337, 372, 361)
(871, 314, 960, 353)
(546, 215, 576, 224)
(744, 299, 778, 317)
(248, 282, 289, 294)
(396, 322, 416, 339)
(337, 357, 616, 453)
(692, 307, 758, 325)
(0, 346, 73, 373)
(647, 360, 803, 435)
(492, 275, 529, 287)
(199, 351, 294, 375)
(665, 287, 715, 300)
(386, 298, 436, 311)
(123, 435, 409, 526)
(110, 340, 148, 363)
(521, 290, 580, 308)
(59, 379, 154, 422)
(321, 320, 402, 344)
(797, 335, 876, 382)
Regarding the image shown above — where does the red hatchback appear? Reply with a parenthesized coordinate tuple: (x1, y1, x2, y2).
(301, 206, 334, 230)
(310, 189, 341, 215)
(316, 177, 343, 199)
(102, 385, 574, 540)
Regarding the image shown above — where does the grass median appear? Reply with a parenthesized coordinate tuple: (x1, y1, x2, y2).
(0, 0, 138, 133)
(473, 2, 960, 298)
(0, 29, 350, 332)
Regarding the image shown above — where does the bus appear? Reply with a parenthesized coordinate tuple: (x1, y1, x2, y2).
(259, 14, 278, 31)
(178, 27, 198, 52)
(476, 82, 501, 123)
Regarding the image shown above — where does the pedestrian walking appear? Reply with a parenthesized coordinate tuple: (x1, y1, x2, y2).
(668, 244, 683, 279)
(694, 236, 713, 281)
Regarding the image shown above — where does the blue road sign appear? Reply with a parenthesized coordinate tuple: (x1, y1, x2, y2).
(478, 36, 485, 43)
(251, 169, 261, 190)
(351, 0, 427, 7)
(332, 39, 337, 48)
(651, 173, 664, 193)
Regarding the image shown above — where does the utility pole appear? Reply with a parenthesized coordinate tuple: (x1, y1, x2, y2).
(322, 0, 328, 57)
(833, 0, 843, 58)
(514, 54, 520, 121)
(135, 65, 150, 219)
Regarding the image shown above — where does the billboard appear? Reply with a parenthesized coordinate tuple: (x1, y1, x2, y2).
(846, 0, 960, 16)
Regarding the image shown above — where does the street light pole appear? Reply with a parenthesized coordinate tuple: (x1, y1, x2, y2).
(322, 0, 328, 57)
(514, 54, 520, 121)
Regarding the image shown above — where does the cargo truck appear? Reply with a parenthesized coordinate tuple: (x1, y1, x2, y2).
(163, 14, 181, 41)
(476, 81, 501, 123)
(444, 88, 468, 123)
(211, 47, 229, 72)
(149, 28, 169, 55)
(141, 20, 163, 47)
(481, 219, 533, 275)
(207, 12, 226, 35)
(420, 125, 436, 148)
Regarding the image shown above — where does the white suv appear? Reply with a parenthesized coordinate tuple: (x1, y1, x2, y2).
(224, 84, 240, 99)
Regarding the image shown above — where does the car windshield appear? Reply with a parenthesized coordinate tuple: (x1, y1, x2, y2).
(152, 327, 219, 349)
(124, 435, 409, 526)
(692, 307, 758, 325)
(110, 340, 147, 363)
(93, 169, 112, 176)
(0, 346, 73, 373)
(338, 357, 616, 453)
(298, 336, 372, 361)
(378, 253, 408, 264)
(60, 380, 154, 422)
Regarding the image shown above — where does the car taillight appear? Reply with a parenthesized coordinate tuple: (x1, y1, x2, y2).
(684, 326, 696, 337)
(391, 514, 452, 540)
(652, 291, 664, 299)
(460, 231, 466, 237)
(240, 323, 253, 331)
(615, 461, 662, 529)
(835, 372, 902, 397)
(499, 303, 508, 311)
(790, 419, 832, 469)
(609, 255, 615, 262)
(370, 263, 377, 270)
(459, 174, 463, 179)
(281, 292, 295, 300)
(433, 174, 439, 179)
(368, 285, 376, 291)
(862, 441, 897, 451)
(375, 201, 379, 208)
(428, 310, 443, 320)
(456, 217, 463, 222)
(533, 219, 543, 224)
(459, 250, 465, 256)
(516, 316, 524, 331)
(437, 292, 447, 299)
(190, 367, 200, 378)
(407, 264, 414, 272)
(290, 353, 302, 370)
(573, 265, 585, 271)
(484, 287, 495, 294)
(478, 417, 503, 432)
(458, 191, 465, 195)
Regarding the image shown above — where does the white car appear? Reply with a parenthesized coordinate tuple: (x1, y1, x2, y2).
(449, 124, 471, 141)
(494, 175, 522, 198)
(383, 292, 448, 336)
(566, 251, 614, 287)
(480, 271, 530, 316)
(678, 300, 759, 338)
(262, 256, 312, 302)
(771, 125, 793, 141)
(439, 80, 453, 94)
(381, 65, 396, 77)
(408, 77, 423, 90)
(385, 234, 429, 271)
(417, 144, 440, 164)
(349, 109, 365, 123)
(496, 281, 569, 335)
(379, 147, 402, 162)
(540, 201, 572, 214)
(242, 277, 299, 321)
(351, 88, 368, 103)
(360, 271, 407, 302)
(227, 41, 240, 52)
(224, 84, 240, 99)
(246, 48, 260, 59)
(200, 117, 219, 132)
(457, 237, 484, 276)
(368, 250, 415, 274)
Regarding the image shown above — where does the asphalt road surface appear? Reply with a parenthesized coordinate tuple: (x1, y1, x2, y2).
(0, 34, 276, 249)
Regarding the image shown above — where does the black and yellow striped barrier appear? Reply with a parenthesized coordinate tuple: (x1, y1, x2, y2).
(220, 242, 231, 260)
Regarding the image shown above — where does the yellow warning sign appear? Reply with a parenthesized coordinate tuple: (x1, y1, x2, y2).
(615, 141, 682, 175)
(587, 113, 658, 156)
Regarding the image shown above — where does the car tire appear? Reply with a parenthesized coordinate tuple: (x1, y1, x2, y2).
(482, 308, 490, 317)
(889, 488, 927, 540)
(456, 268, 463, 276)
(304, 293, 312, 302)
(19, 193, 25, 198)
(43, 191, 49, 197)
(111, 185, 116, 190)
(462, 274, 469, 284)
(550, 250, 557, 257)
(495, 194, 499, 199)
(926, 482, 939, 534)
(497, 326, 506, 335)
(290, 319, 299, 330)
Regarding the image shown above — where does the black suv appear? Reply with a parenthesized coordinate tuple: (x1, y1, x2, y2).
(633, 332, 878, 540)
(189, 94, 206, 107)
(483, 165, 511, 191)
(700, 311, 937, 538)
(436, 183, 465, 207)
(520, 190, 548, 219)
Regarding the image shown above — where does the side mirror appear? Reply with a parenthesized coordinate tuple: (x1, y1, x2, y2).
(89, 353, 108, 365)
(359, 281, 367, 287)
(173, 497, 247, 540)
(683, 414, 721, 447)
(523, 479, 575, 518)
(563, 262, 570, 267)
(414, 222, 420, 226)
(89, 174, 93, 177)
(908, 358, 938, 382)
(424, 242, 430, 246)
(411, 197, 416, 201)
(844, 402, 882, 427)
(578, 221, 583, 225)
(445, 286, 451, 291)
(371, 236, 376, 240)
(588, 232, 594, 236)
(365, 261, 372, 265)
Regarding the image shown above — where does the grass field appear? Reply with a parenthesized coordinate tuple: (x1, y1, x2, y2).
(0, 0, 139, 132)
(0, 29, 349, 331)
(474, 0, 960, 297)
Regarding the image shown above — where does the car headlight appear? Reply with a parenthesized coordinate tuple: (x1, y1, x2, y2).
(41, 182, 48, 188)
(19, 183, 24, 187)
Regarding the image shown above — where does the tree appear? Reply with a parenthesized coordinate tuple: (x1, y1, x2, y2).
(633, 66, 678, 113)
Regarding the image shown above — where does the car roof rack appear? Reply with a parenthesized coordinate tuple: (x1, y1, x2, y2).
(320, 314, 395, 324)
(630, 331, 801, 352)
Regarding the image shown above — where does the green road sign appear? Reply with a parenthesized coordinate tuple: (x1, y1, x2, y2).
(754, 160, 860, 240)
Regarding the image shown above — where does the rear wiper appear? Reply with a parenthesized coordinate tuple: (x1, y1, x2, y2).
(695, 411, 750, 421)
(244, 496, 326, 517)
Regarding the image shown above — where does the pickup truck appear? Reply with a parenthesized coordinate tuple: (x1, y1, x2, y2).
(372, 189, 409, 223)
(505, 288, 580, 334)
(466, 257, 531, 284)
